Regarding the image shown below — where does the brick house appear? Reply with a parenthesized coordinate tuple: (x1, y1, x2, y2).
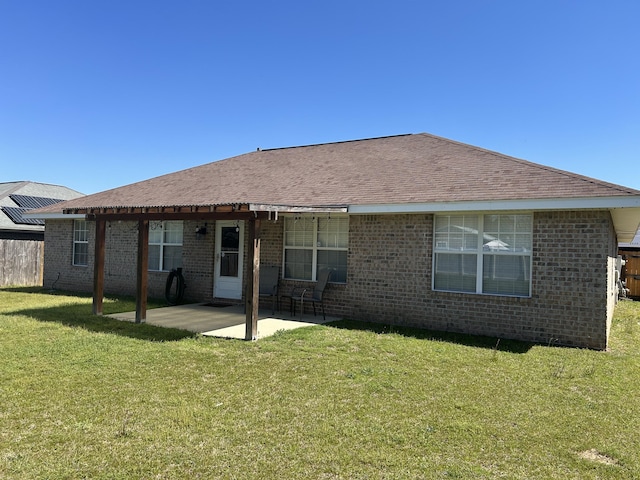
(30, 134, 640, 349)
(0, 181, 83, 286)
(618, 228, 640, 298)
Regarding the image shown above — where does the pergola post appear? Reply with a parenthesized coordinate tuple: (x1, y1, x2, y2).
(136, 219, 149, 323)
(245, 217, 261, 340)
(92, 218, 106, 315)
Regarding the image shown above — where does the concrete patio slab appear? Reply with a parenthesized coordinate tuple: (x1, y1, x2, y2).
(107, 303, 338, 339)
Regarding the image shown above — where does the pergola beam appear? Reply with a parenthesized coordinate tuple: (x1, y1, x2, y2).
(83, 211, 268, 222)
(65, 203, 265, 218)
(82, 206, 270, 334)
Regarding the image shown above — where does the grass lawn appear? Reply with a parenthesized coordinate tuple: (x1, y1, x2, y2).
(1, 288, 639, 479)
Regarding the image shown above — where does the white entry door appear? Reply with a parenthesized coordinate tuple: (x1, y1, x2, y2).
(214, 220, 244, 299)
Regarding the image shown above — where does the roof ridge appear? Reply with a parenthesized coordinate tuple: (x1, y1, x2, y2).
(260, 133, 413, 152)
(415, 133, 640, 195)
(0, 181, 30, 199)
(510, 158, 639, 194)
(1, 181, 85, 199)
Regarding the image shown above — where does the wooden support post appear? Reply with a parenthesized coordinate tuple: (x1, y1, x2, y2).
(92, 219, 106, 315)
(136, 219, 149, 323)
(245, 217, 261, 340)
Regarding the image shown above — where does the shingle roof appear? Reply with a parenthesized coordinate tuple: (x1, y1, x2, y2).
(0, 181, 84, 231)
(34, 133, 640, 213)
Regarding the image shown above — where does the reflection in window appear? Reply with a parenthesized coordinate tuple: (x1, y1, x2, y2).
(283, 216, 348, 282)
(434, 253, 477, 292)
(434, 214, 532, 297)
(73, 220, 88, 266)
(149, 221, 183, 271)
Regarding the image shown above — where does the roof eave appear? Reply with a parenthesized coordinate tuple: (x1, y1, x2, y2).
(348, 196, 640, 214)
(348, 196, 640, 244)
(22, 212, 86, 220)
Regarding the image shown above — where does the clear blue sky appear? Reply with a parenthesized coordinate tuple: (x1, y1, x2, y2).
(1, 0, 639, 194)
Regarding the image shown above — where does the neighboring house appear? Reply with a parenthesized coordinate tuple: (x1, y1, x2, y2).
(28, 134, 640, 349)
(618, 228, 640, 298)
(0, 181, 84, 286)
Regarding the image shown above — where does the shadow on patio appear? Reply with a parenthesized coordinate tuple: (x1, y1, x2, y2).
(107, 303, 340, 339)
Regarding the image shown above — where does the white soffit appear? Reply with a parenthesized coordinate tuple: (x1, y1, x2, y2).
(348, 197, 640, 244)
(610, 208, 640, 244)
(21, 212, 87, 220)
(348, 196, 640, 214)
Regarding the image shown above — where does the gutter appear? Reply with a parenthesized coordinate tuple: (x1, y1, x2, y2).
(21, 212, 88, 220)
(348, 196, 640, 214)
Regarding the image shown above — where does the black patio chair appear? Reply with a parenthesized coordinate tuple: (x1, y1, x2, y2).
(259, 265, 280, 314)
(288, 268, 333, 320)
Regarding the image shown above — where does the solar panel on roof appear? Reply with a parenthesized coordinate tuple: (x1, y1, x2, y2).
(9, 194, 62, 209)
(1, 207, 45, 225)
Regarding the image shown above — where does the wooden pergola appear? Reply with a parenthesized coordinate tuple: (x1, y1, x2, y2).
(64, 202, 348, 341)
(65, 203, 269, 341)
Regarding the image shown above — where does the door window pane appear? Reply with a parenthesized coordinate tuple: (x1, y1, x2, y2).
(220, 226, 239, 277)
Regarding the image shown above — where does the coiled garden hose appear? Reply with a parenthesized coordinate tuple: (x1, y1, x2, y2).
(165, 268, 186, 305)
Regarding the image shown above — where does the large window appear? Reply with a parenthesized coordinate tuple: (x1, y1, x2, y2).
(434, 214, 532, 297)
(73, 219, 88, 266)
(284, 216, 348, 283)
(149, 221, 183, 271)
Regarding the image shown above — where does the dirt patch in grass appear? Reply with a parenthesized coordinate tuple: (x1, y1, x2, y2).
(578, 449, 618, 465)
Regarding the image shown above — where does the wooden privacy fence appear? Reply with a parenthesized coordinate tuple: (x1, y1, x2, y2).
(0, 239, 44, 287)
(621, 252, 640, 298)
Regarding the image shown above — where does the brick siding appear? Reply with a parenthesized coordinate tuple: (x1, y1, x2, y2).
(43, 210, 617, 349)
(343, 211, 615, 349)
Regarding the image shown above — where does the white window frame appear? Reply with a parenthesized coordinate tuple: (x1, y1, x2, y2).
(148, 220, 183, 272)
(72, 219, 88, 266)
(283, 215, 348, 283)
(433, 213, 532, 297)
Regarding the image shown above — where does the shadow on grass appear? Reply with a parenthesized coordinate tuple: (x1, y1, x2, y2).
(327, 319, 534, 353)
(3, 287, 195, 342)
(1, 286, 58, 294)
(4, 287, 534, 349)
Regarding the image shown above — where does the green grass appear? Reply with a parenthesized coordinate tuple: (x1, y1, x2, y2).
(1, 288, 639, 479)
